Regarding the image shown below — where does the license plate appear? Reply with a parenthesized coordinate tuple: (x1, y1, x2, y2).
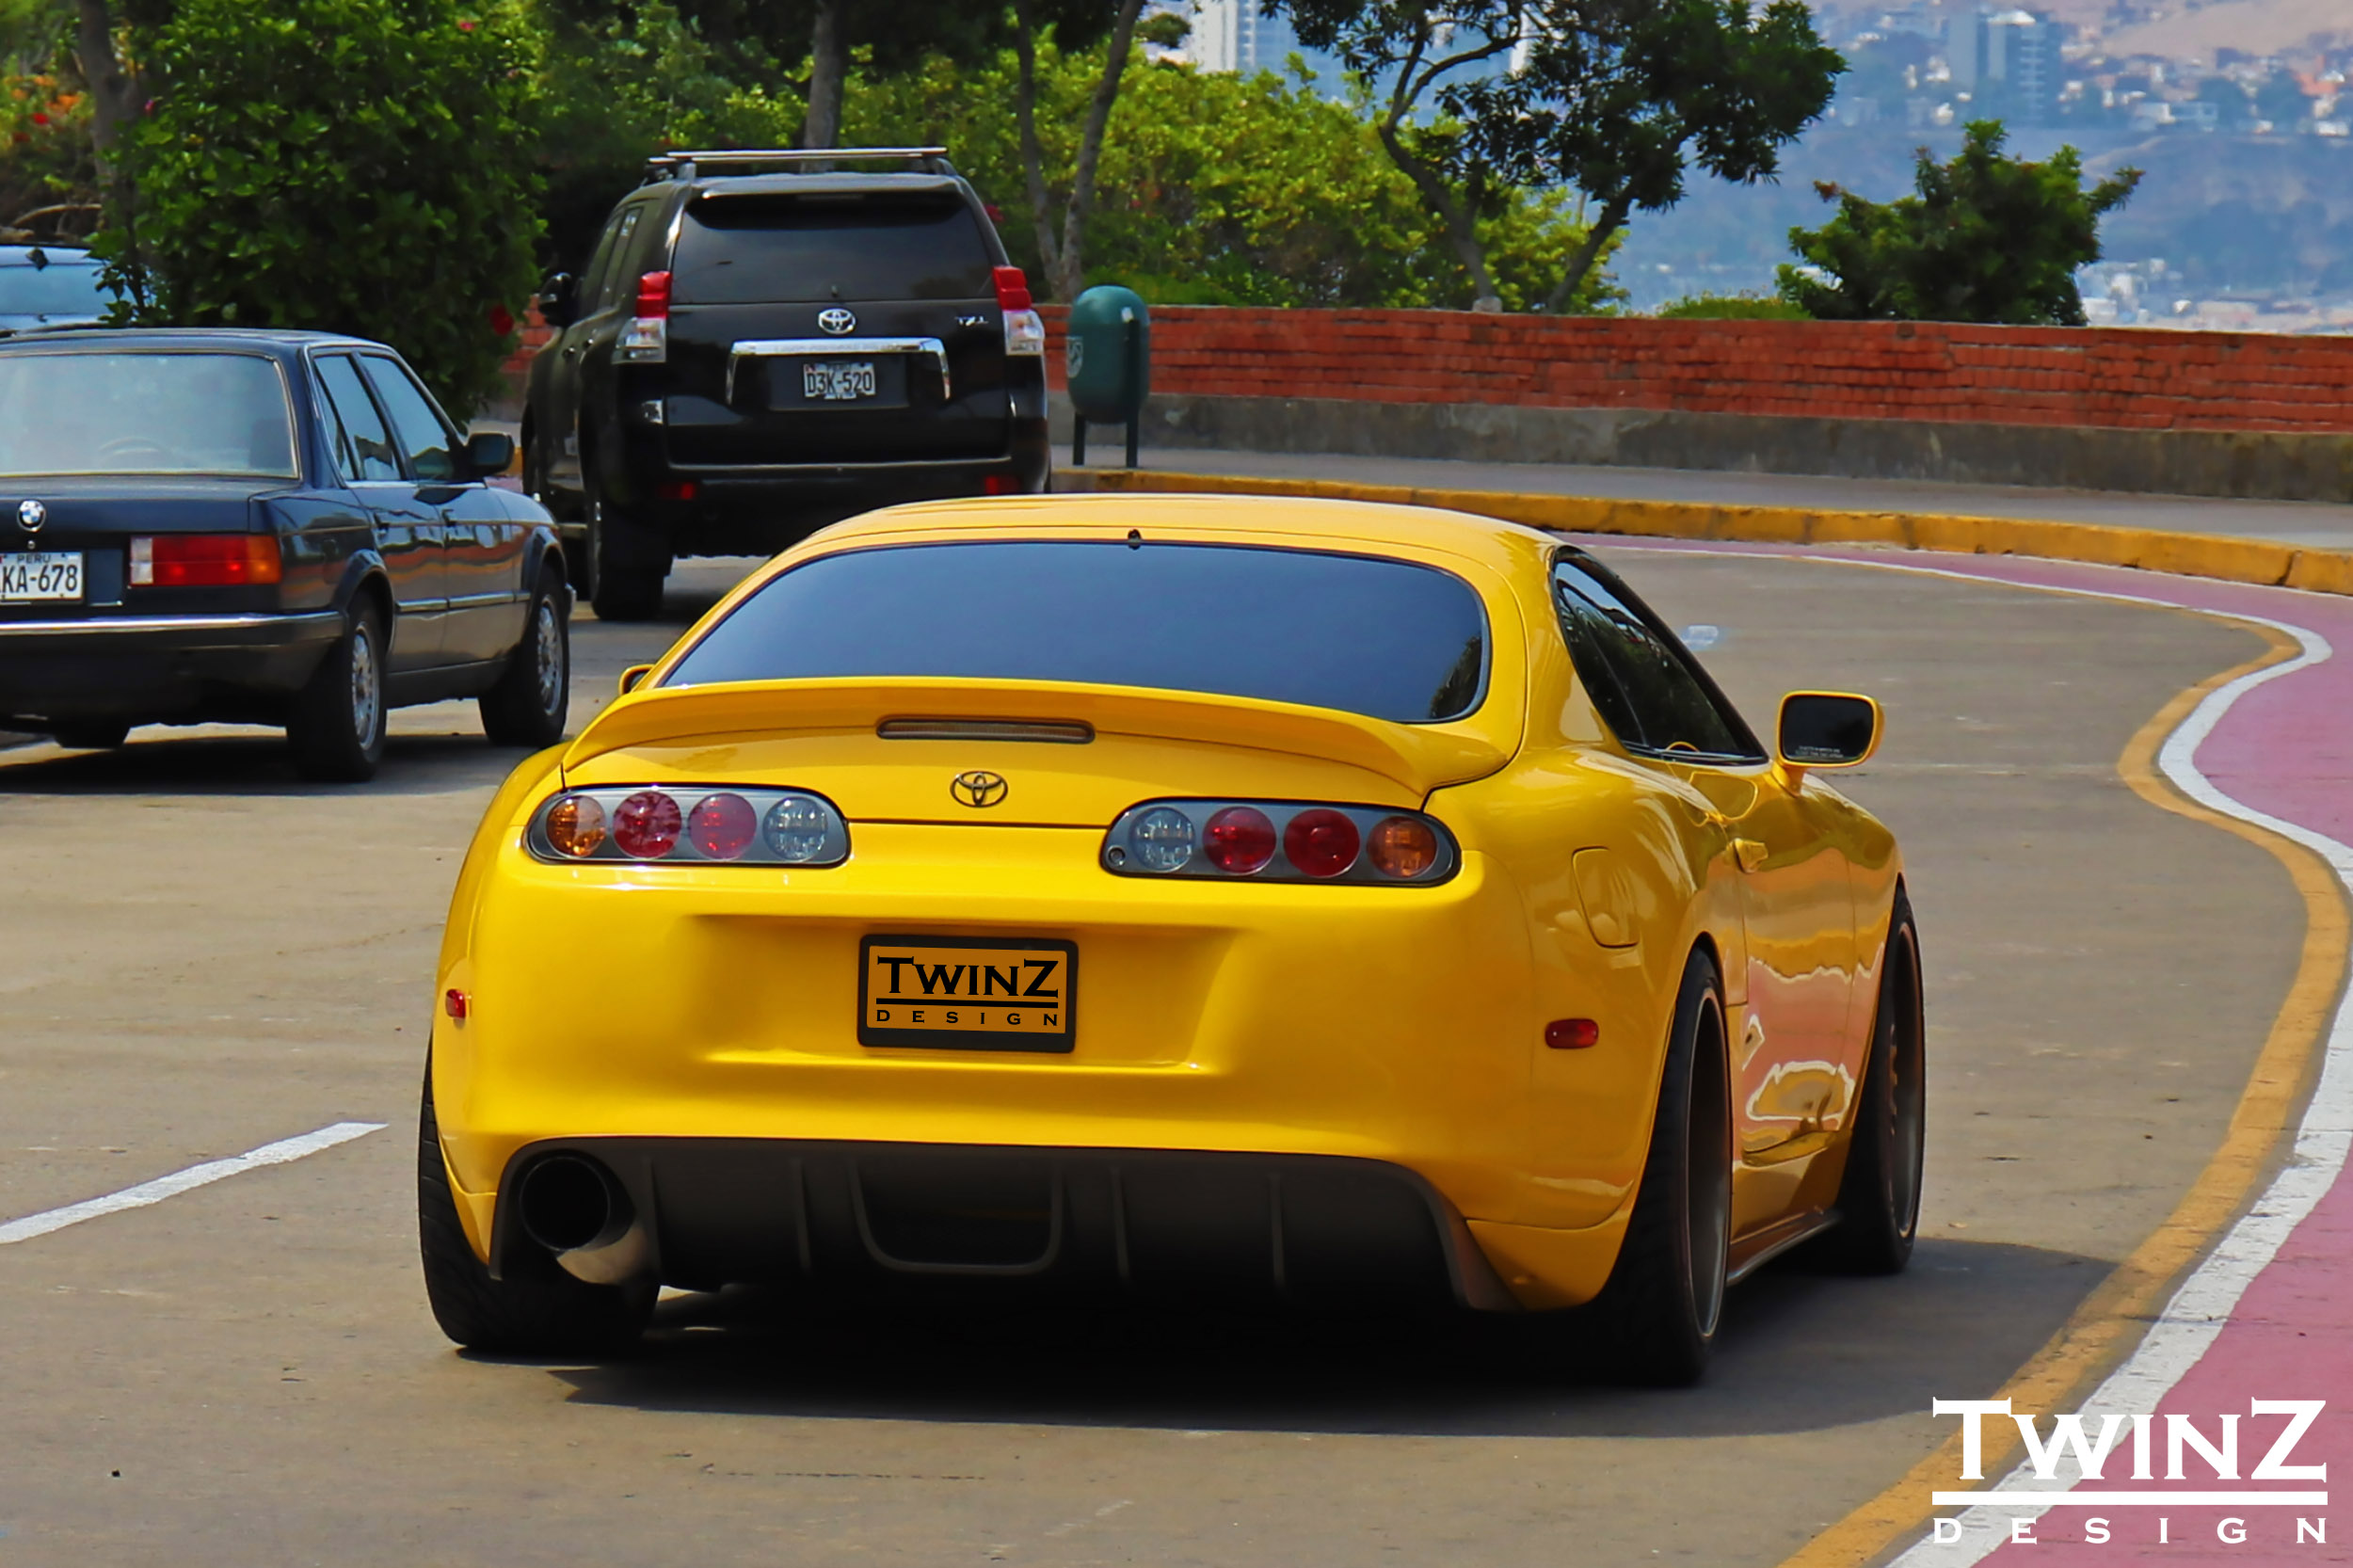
(858, 936, 1077, 1053)
(0, 552, 83, 602)
(804, 360, 878, 401)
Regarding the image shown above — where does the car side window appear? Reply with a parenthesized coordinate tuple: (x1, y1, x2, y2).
(591, 207, 646, 312)
(577, 210, 629, 316)
(313, 354, 402, 482)
(359, 356, 460, 483)
(1552, 556, 1762, 761)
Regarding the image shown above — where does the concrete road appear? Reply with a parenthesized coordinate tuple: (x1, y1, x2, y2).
(0, 548, 2303, 1566)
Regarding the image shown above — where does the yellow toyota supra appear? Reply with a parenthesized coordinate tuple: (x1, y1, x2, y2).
(418, 493, 1923, 1384)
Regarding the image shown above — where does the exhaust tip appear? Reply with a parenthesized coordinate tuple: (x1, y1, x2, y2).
(518, 1154, 628, 1255)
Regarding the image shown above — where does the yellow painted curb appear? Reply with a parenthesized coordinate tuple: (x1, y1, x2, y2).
(1076, 469, 2353, 598)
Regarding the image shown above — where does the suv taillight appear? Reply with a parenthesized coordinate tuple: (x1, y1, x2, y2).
(1100, 800, 1459, 885)
(996, 265, 1045, 358)
(618, 270, 670, 362)
(129, 534, 283, 587)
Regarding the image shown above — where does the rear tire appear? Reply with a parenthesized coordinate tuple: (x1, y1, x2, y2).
(416, 1063, 654, 1355)
(50, 721, 129, 749)
(478, 573, 570, 748)
(1817, 888, 1926, 1274)
(285, 600, 387, 782)
(584, 493, 663, 623)
(1583, 951, 1734, 1386)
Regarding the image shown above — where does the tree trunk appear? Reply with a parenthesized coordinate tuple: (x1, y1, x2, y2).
(1050, 0, 1147, 302)
(72, 0, 141, 169)
(800, 0, 846, 151)
(1373, 119, 1501, 310)
(1547, 197, 1630, 313)
(1009, 0, 1063, 289)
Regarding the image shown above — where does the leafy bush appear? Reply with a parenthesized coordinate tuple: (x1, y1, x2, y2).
(101, 0, 543, 412)
(1777, 120, 2140, 326)
(1655, 293, 1807, 319)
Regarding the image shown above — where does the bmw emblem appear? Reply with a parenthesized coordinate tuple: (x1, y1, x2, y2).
(950, 770, 1008, 808)
(16, 498, 43, 534)
(817, 307, 856, 335)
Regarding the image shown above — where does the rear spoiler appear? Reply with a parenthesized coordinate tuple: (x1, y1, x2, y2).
(560, 677, 1512, 798)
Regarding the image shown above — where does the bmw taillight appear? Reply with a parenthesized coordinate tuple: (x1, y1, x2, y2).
(996, 264, 1045, 358)
(130, 534, 283, 587)
(528, 786, 850, 866)
(1102, 801, 1458, 885)
(617, 270, 670, 362)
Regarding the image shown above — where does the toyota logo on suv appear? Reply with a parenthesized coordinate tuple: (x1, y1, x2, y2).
(817, 308, 856, 335)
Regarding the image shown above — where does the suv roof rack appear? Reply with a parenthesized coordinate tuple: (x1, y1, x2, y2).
(642, 148, 956, 184)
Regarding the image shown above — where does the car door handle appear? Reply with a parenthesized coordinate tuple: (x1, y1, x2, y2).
(1733, 839, 1770, 873)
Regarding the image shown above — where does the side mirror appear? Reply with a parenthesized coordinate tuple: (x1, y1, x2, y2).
(537, 272, 578, 328)
(618, 664, 653, 696)
(465, 430, 515, 478)
(1777, 692, 1881, 783)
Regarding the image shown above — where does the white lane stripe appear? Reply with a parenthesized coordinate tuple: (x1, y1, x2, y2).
(1593, 541, 2353, 1565)
(0, 1121, 387, 1246)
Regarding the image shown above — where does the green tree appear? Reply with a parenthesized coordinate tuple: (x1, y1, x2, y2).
(98, 0, 542, 411)
(1777, 120, 2141, 326)
(1009, 0, 1146, 300)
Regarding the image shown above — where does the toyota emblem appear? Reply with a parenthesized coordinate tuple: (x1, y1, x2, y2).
(950, 770, 1008, 808)
(817, 307, 856, 335)
(16, 498, 43, 534)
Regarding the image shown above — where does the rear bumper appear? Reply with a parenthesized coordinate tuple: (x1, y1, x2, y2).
(479, 1136, 1520, 1309)
(0, 610, 342, 721)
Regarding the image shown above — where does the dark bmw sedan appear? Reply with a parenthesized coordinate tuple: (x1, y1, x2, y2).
(0, 329, 572, 780)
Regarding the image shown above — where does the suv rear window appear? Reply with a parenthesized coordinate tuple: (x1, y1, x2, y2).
(673, 194, 995, 304)
(664, 541, 1491, 725)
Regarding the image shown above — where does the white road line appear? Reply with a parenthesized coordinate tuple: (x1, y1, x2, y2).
(0, 1122, 386, 1246)
(1599, 540, 2353, 1565)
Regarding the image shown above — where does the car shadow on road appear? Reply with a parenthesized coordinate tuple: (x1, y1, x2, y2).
(545, 1236, 2105, 1438)
(0, 728, 517, 795)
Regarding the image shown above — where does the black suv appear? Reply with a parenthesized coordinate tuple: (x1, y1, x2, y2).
(523, 148, 1052, 620)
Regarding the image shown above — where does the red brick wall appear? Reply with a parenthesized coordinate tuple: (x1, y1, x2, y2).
(1039, 305, 2353, 436)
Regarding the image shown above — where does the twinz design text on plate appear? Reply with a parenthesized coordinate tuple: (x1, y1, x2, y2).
(858, 936, 1077, 1053)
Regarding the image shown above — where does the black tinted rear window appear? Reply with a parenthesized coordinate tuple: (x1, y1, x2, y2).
(673, 195, 994, 303)
(664, 541, 1490, 725)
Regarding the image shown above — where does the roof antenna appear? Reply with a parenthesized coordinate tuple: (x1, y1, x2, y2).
(25, 247, 46, 270)
(1126, 528, 1143, 550)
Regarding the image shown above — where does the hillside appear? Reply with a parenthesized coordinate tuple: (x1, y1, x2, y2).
(2098, 0, 2353, 61)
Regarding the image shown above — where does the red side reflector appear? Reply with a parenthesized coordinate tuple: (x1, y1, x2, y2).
(634, 270, 673, 319)
(992, 265, 1032, 312)
(655, 479, 698, 502)
(982, 474, 1014, 495)
(1545, 1018, 1601, 1050)
(444, 988, 469, 1021)
(131, 534, 283, 587)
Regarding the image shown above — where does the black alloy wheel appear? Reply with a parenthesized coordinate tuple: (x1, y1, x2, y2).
(584, 492, 664, 623)
(479, 573, 571, 748)
(286, 599, 387, 782)
(1818, 888, 1926, 1273)
(49, 721, 130, 750)
(415, 1060, 654, 1355)
(1583, 951, 1734, 1386)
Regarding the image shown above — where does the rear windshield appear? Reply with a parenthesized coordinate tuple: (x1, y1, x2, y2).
(0, 351, 296, 478)
(664, 541, 1491, 725)
(673, 194, 995, 303)
(0, 260, 108, 319)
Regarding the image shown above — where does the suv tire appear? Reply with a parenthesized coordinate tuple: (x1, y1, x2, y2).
(584, 494, 664, 622)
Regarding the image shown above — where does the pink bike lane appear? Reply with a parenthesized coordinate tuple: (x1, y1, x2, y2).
(1591, 539, 2353, 1567)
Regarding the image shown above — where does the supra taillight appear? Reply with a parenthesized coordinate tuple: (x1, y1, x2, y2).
(1283, 809, 1360, 878)
(130, 534, 282, 587)
(688, 792, 758, 859)
(613, 791, 682, 858)
(527, 786, 850, 866)
(1204, 807, 1276, 874)
(1102, 801, 1459, 886)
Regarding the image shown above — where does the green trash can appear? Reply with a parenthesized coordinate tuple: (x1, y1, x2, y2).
(1064, 285, 1149, 468)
